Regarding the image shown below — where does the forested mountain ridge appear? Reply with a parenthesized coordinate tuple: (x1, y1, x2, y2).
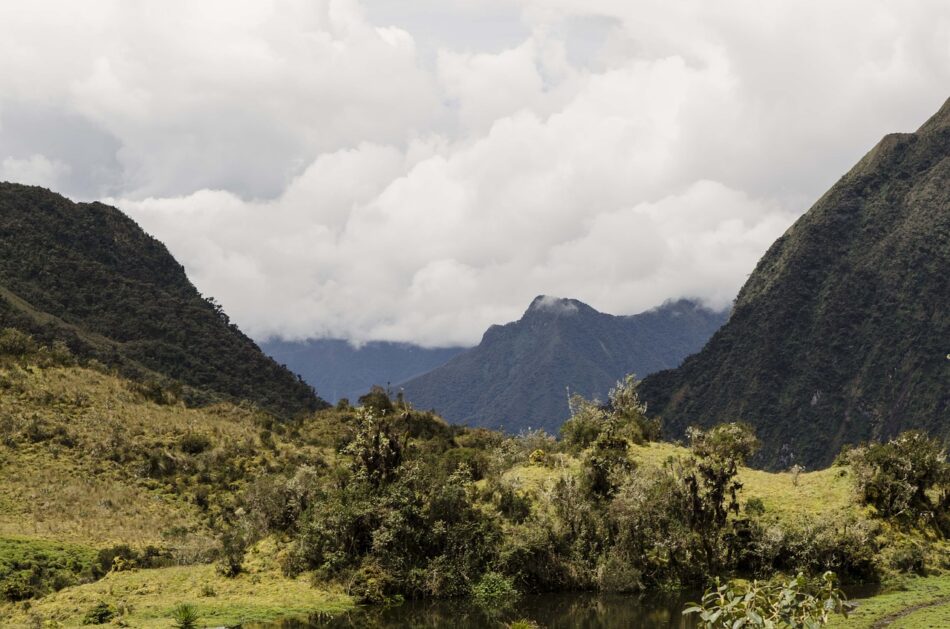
(0, 182, 325, 416)
(401, 296, 727, 433)
(640, 98, 950, 468)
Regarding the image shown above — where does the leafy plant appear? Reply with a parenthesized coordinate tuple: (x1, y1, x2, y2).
(471, 571, 520, 609)
(171, 602, 200, 629)
(683, 571, 852, 628)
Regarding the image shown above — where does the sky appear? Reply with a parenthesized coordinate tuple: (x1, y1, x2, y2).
(1, 0, 948, 347)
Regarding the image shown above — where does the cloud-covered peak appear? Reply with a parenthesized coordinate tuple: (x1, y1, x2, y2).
(526, 295, 582, 316)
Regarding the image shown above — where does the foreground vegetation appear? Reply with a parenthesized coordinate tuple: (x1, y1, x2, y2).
(0, 333, 947, 627)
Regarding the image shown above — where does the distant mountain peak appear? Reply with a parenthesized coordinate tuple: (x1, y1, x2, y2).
(402, 295, 728, 434)
(525, 295, 583, 317)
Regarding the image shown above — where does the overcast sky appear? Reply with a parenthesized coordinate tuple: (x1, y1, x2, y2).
(1, 1, 948, 346)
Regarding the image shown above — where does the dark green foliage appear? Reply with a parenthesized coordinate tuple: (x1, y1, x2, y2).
(580, 423, 633, 500)
(683, 424, 758, 530)
(345, 409, 403, 487)
(358, 385, 396, 416)
(179, 432, 212, 455)
(471, 571, 520, 609)
(0, 538, 99, 602)
(81, 601, 115, 625)
(402, 297, 727, 434)
(850, 431, 949, 529)
(0, 183, 326, 417)
(642, 100, 950, 468)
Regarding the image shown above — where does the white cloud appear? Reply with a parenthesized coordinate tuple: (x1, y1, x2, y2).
(3, 0, 949, 345)
(0, 154, 71, 189)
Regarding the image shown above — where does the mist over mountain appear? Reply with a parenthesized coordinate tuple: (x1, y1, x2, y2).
(640, 99, 950, 469)
(0, 182, 325, 416)
(400, 297, 728, 434)
(261, 338, 465, 405)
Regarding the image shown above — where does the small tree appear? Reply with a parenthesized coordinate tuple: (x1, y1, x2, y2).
(852, 431, 948, 527)
(345, 409, 403, 487)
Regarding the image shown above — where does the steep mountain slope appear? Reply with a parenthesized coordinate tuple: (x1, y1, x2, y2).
(640, 98, 950, 468)
(400, 297, 727, 433)
(261, 338, 464, 404)
(0, 183, 324, 416)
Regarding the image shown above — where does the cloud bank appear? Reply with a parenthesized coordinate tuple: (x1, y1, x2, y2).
(2, 0, 948, 345)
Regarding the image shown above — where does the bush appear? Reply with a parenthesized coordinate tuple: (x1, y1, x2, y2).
(683, 572, 852, 628)
(745, 497, 766, 517)
(471, 571, 519, 609)
(596, 554, 642, 593)
(852, 432, 948, 524)
(0, 328, 37, 357)
(179, 432, 212, 455)
(81, 601, 115, 625)
(347, 562, 400, 605)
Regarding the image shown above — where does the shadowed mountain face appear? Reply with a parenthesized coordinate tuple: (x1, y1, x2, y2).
(400, 297, 728, 434)
(260, 338, 465, 405)
(641, 99, 950, 469)
(0, 182, 325, 417)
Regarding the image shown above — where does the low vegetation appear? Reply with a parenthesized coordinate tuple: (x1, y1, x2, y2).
(0, 331, 947, 627)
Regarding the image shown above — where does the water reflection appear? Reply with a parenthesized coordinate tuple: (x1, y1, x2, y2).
(252, 591, 701, 629)
(249, 583, 883, 629)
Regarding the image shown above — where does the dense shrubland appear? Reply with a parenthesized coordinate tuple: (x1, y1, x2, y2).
(1, 330, 948, 619)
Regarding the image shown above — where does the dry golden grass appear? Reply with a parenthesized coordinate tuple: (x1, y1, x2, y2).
(0, 364, 331, 549)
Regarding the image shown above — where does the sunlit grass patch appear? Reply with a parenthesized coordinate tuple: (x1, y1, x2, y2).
(1, 563, 354, 628)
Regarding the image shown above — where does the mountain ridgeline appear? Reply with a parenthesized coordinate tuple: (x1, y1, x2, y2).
(641, 98, 950, 469)
(401, 296, 728, 434)
(0, 183, 325, 417)
(260, 338, 465, 405)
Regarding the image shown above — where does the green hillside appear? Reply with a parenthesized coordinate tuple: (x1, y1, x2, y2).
(641, 99, 950, 468)
(0, 183, 325, 417)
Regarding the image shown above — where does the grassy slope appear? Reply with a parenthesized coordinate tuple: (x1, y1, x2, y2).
(3, 562, 352, 628)
(0, 362, 353, 626)
(830, 576, 950, 629)
(502, 441, 862, 521)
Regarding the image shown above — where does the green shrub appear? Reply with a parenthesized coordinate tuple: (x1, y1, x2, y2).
(596, 554, 642, 592)
(0, 328, 37, 357)
(745, 497, 766, 516)
(0, 538, 98, 602)
(471, 571, 519, 609)
(171, 602, 200, 629)
(852, 432, 948, 525)
(683, 572, 852, 628)
(81, 601, 115, 625)
(347, 562, 399, 605)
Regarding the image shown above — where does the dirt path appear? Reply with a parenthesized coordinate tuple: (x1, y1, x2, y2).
(869, 595, 950, 628)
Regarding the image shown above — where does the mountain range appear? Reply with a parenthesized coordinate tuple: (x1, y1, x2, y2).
(400, 296, 728, 434)
(261, 338, 464, 404)
(641, 98, 950, 468)
(0, 183, 325, 417)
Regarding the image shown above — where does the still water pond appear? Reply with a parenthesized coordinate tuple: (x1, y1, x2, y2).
(253, 591, 701, 629)
(251, 584, 884, 629)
